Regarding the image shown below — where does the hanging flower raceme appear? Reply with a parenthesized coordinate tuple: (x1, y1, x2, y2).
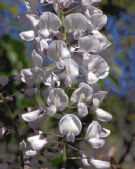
(17, 0, 112, 168)
(59, 114, 82, 142)
(71, 83, 93, 117)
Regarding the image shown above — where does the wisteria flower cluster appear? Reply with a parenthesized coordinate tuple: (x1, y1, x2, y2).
(16, 0, 112, 168)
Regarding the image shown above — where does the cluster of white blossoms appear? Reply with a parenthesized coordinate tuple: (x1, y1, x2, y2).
(18, 0, 112, 168)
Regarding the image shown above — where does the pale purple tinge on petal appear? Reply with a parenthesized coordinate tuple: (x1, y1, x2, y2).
(22, 88, 37, 97)
(85, 121, 101, 140)
(82, 55, 109, 84)
(88, 138, 105, 149)
(82, 0, 101, 7)
(92, 30, 111, 51)
(42, 71, 60, 88)
(64, 58, 79, 80)
(81, 153, 91, 167)
(26, 14, 40, 28)
(71, 83, 93, 103)
(90, 13, 107, 30)
(47, 88, 69, 111)
(47, 40, 71, 62)
(38, 12, 62, 38)
(20, 67, 41, 86)
(0, 76, 8, 86)
(95, 108, 112, 122)
(27, 133, 48, 151)
(90, 158, 110, 169)
(93, 91, 108, 108)
(47, 105, 57, 116)
(79, 35, 101, 54)
(22, 109, 45, 122)
(64, 13, 90, 39)
(59, 114, 82, 142)
(77, 102, 88, 117)
(100, 128, 111, 138)
(31, 50, 43, 67)
(19, 30, 35, 41)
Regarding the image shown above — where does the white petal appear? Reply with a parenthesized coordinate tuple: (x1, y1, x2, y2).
(77, 102, 88, 117)
(47, 105, 57, 116)
(82, 0, 101, 6)
(64, 13, 90, 33)
(47, 88, 68, 111)
(91, 158, 110, 169)
(87, 72, 99, 84)
(64, 58, 79, 79)
(90, 13, 107, 30)
(26, 14, 40, 27)
(22, 109, 45, 122)
(59, 114, 82, 139)
(25, 150, 37, 156)
(88, 138, 105, 149)
(100, 128, 110, 138)
(39, 12, 62, 33)
(27, 134, 48, 151)
(31, 50, 43, 67)
(85, 121, 101, 140)
(96, 108, 112, 122)
(79, 35, 100, 53)
(19, 30, 35, 41)
(47, 40, 70, 62)
(71, 83, 93, 103)
(93, 91, 108, 108)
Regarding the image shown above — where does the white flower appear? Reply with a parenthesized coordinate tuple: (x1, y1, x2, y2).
(90, 158, 110, 169)
(47, 88, 68, 116)
(59, 114, 82, 142)
(95, 108, 112, 122)
(71, 83, 93, 117)
(84, 7, 107, 31)
(27, 133, 48, 151)
(22, 108, 45, 122)
(85, 121, 110, 148)
(42, 71, 60, 88)
(20, 12, 62, 41)
(64, 13, 90, 39)
(38, 12, 62, 38)
(83, 55, 109, 84)
(47, 40, 71, 63)
(71, 83, 93, 103)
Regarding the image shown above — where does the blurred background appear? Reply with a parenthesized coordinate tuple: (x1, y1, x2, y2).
(0, 0, 135, 169)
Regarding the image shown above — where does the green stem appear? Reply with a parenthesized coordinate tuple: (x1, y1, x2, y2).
(57, 1, 67, 41)
(63, 139, 67, 168)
